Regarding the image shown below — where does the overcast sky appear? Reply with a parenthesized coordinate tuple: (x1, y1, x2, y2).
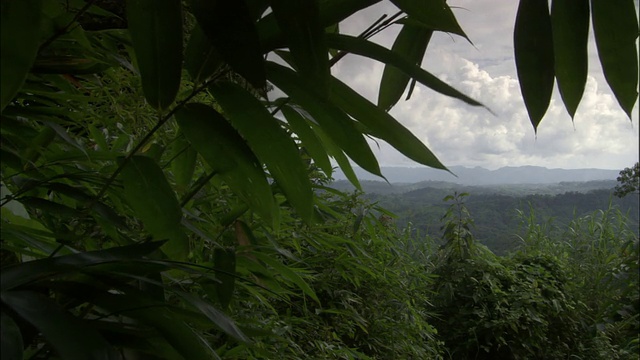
(331, 1, 639, 171)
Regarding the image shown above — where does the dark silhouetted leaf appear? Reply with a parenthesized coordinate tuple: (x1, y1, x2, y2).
(514, 0, 555, 130)
(0, 0, 43, 112)
(185, 24, 222, 85)
(551, 0, 589, 119)
(281, 105, 333, 176)
(331, 76, 447, 171)
(214, 248, 236, 308)
(378, 23, 433, 111)
(1, 311, 23, 360)
(192, 0, 266, 88)
(390, 0, 469, 41)
(170, 132, 198, 193)
(325, 34, 486, 109)
(271, 0, 330, 96)
(1, 290, 119, 360)
(175, 103, 277, 227)
(210, 82, 314, 223)
(591, 0, 638, 119)
(126, 0, 182, 111)
(119, 155, 188, 259)
(267, 62, 381, 177)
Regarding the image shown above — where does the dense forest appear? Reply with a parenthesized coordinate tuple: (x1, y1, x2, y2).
(1, 1, 638, 359)
(331, 180, 640, 254)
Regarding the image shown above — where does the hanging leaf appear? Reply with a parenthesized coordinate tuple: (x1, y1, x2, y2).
(267, 62, 381, 177)
(591, 0, 638, 119)
(378, 23, 433, 111)
(252, 252, 320, 304)
(175, 103, 277, 227)
(312, 124, 361, 190)
(0, 0, 43, 112)
(191, 0, 266, 88)
(185, 24, 222, 85)
(551, 0, 589, 119)
(1, 290, 119, 360)
(281, 105, 333, 176)
(390, 0, 470, 41)
(1, 310, 23, 360)
(331, 76, 448, 171)
(119, 155, 188, 260)
(325, 34, 486, 109)
(126, 0, 182, 111)
(514, 0, 555, 130)
(270, 0, 330, 97)
(170, 132, 198, 193)
(210, 82, 315, 223)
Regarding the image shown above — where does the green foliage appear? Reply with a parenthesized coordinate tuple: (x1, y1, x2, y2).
(614, 162, 640, 198)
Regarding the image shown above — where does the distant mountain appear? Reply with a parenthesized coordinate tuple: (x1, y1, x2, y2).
(331, 166, 620, 185)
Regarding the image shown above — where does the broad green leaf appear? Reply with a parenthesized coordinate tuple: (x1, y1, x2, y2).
(170, 132, 198, 193)
(591, 0, 639, 118)
(175, 103, 277, 227)
(126, 0, 182, 111)
(209, 82, 315, 223)
(1, 311, 23, 360)
(378, 23, 433, 111)
(281, 105, 333, 176)
(266, 62, 381, 177)
(0, 0, 43, 112)
(1, 290, 119, 360)
(252, 252, 320, 304)
(270, 0, 330, 96)
(330, 76, 447, 171)
(390, 0, 469, 41)
(312, 124, 361, 190)
(185, 24, 222, 85)
(119, 155, 188, 260)
(214, 248, 236, 309)
(551, 0, 589, 119)
(191, 0, 266, 88)
(19, 197, 83, 219)
(325, 34, 486, 109)
(514, 0, 555, 130)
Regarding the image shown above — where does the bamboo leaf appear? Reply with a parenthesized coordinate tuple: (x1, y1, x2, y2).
(591, 0, 639, 119)
(281, 105, 333, 176)
(126, 0, 182, 111)
(312, 124, 361, 190)
(1, 310, 23, 360)
(331, 76, 447, 171)
(270, 0, 330, 96)
(514, 0, 555, 130)
(1, 290, 119, 360)
(551, 0, 589, 119)
(266, 62, 381, 177)
(191, 0, 266, 88)
(119, 155, 188, 260)
(214, 248, 236, 309)
(325, 34, 486, 109)
(185, 24, 222, 85)
(210, 82, 315, 223)
(175, 103, 277, 227)
(252, 252, 320, 304)
(390, 0, 469, 41)
(0, 0, 43, 112)
(170, 132, 198, 193)
(378, 23, 433, 111)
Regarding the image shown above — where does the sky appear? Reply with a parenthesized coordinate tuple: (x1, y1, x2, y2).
(330, 1, 639, 171)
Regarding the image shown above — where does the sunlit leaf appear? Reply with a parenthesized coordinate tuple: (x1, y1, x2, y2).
(551, 0, 589, 119)
(192, 0, 265, 88)
(1, 290, 119, 360)
(119, 155, 188, 260)
(126, 0, 182, 111)
(325, 34, 486, 109)
(514, 0, 555, 130)
(0, 0, 43, 112)
(267, 62, 381, 177)
(175, 103, 277, 227)
(378, 23, 433, 111)
(331, 76, 447, 171)
(271, 0, 330, 96)
(210, 82, 315, 223)
(281, 105, 333, 176)
(591, 0, 639, 119)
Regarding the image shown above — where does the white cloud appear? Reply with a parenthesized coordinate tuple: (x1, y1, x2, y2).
(332, 1, 639, 171)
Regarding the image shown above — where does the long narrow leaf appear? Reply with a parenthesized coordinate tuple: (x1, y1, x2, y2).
(1, 310, 23, 360)
(210, 82, 315, 223)
(126, 0, 182, 111)
(591, 0, 638, 119)
(514, 0, 555, 130)
(390, 0, 469, 41)
(281, 105, 333, 177)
